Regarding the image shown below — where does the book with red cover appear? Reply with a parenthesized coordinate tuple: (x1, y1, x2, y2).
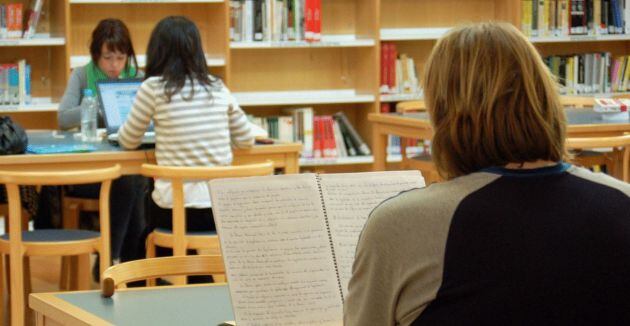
(388, 43, 397, 91)
(304, 0, 314, 42)
(313, 115, 323, 158)
(312, 0, 321, 41)
(381, 43, 390, 93)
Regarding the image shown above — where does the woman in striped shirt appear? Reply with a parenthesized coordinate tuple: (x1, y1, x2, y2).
(118, 16, 254, 240)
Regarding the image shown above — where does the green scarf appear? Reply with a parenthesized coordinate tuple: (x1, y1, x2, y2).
(85, 60, 136, 96)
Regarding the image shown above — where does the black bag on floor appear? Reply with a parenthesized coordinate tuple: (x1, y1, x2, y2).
(0, 116, 28, 155)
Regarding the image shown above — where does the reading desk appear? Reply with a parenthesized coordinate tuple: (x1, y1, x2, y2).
(369, 108, 630, 171)
(0, 131, 302, 174)
(29, 284, 233, 326)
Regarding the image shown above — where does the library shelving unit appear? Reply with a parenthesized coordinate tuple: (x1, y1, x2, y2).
(0, 0, 68, 129)
(7, 0, 629, 170)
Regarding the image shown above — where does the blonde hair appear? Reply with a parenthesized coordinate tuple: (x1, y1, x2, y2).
(423, 22, 567, 179)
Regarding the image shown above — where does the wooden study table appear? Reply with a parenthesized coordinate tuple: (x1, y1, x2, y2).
(369, 108, 630, 171)
(30, 284, 233, 326)
(0, 131, 302, 174)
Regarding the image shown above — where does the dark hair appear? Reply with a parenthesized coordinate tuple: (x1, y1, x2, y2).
(145, 16, 216, 102)
(90, 19, 138, 75)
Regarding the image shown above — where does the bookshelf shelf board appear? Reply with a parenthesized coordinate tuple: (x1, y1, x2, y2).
(562, 92, 630, 98)
(70, 0, 223, 3)
(0, 37, 66, 47)
(380, 28, 451, 41)
(300, 155, 402, 166)
(233, 89, 376, 106)
(530, 34, 630, 43)
(380, 93, 424, 103)
(231, 35, 375, 49)
(70, 54, 225, 68)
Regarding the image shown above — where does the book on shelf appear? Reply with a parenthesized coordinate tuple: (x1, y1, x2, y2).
(544, 52, 619, 94)
(521, 0, 630, 37)
(380, 42, 420, 96)
(0, 1, 44, 39)
(230, 0, 319, 43)
(0, 60, 32, 106)
(208, 170, 425, 325)
(249, 109, 370, 160)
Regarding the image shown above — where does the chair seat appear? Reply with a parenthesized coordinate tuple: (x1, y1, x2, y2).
(153, 228, 217, 237)
(0, 229, 99, 242)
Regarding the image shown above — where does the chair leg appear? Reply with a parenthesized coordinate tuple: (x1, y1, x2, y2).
(146, 233, 157, 286)
(9, 252, 25, 326)
(60, 203, 81, 290)
(23, 257, 32, 326)
(0, 254, 4, 326)
(76, 254, 91, 290)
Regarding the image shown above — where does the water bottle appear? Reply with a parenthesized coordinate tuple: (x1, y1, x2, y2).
(81, 89, 98, 142)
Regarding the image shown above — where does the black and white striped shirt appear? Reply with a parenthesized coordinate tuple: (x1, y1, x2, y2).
(119, 76, 254, 208)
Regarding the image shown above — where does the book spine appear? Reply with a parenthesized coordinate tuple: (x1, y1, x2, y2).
(18, 59, 26, 105)
(312, 0, 321, 41)
(24, 0, 44, 39)
(522, 0, 533, 36)
(594, 0, 602, 34)
(332, 119, 347, 157)
(254, 0, 264, 41)
(0, 5, 6, 38)
(334, 111, 370, 156)
(313, 115, 322, 158)
(0, 65, 6, 104)
(380, 43, 389, 93)
(7, 3, 23, 39)
(304, 0, 313, 41)
(388, 43, 396, 92)
(8, 64, 19, 105)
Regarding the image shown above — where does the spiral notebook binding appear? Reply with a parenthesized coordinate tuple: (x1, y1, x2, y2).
(315, 174, 345, 302)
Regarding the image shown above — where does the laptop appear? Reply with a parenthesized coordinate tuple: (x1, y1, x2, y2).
(96, 79, 155, 144)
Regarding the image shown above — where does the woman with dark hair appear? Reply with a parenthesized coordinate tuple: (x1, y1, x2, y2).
(118, 16, 253, 240)
(43, 19, 146, 269)
(59, 18, 139, 129)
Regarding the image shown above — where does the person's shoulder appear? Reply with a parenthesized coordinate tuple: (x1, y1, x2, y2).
(566, 165, 630, 197)
(366, 172, 501, 233)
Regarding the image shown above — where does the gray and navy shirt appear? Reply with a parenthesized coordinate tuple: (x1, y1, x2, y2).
(345, 164, 630, 325)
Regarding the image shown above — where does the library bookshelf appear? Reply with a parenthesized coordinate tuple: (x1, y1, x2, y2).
(2, 0, 628, 171)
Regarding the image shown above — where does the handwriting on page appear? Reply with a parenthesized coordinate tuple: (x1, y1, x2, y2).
(319, 171, 425, 298)
(210, 175, 343, 326)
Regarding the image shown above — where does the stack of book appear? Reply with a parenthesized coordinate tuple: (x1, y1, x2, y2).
(0, 59, 31, 106)
(249, 109, 371, 159)
(522, 0, 630, 37)
(230, 0, 321, 42)
(380, 42, 420, 96)
(0, 0, 45, 39)
(543, 52, 620, 94)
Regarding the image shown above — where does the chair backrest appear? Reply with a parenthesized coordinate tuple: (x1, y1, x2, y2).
(396, 100, 427, 113)
(101, 255, 225, 297)
(566, 135, 630, 182)
(140, 162, 274, 256)
(560, 96, 595, 108)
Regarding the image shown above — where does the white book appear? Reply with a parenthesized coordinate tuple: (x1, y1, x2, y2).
(23, 0, 44, 39)
(332, 120, 347, 157)
(585, 53, 593, 94)
(209, 171, 425, 326)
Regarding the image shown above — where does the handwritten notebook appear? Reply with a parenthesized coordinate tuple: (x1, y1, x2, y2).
(209, 171, 425, 325)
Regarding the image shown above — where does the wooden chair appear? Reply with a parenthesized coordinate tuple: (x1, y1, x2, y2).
(566, 135, 630, 182)
(560, 95, 595, 108)
(142, 162, 274, 285)
(59, 195, 100, 291)
(394, 100, 442, 185)
(101, 255, 225, 297)
(0, 165, 120, 326)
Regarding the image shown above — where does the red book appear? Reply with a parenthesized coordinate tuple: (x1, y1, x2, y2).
(380, 103, 391, 113)
(7, 3, 23, 38)
(322, 116, 337, 158)
(388, 43, 397, 91)
(304, 0, 314, 42)
(313, 116, 322, 158)
(381, 43, 390, 93)
(312, 0, 321, 42)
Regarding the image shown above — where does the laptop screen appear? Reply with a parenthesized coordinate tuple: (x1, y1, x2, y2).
(96, 79, 148, 134)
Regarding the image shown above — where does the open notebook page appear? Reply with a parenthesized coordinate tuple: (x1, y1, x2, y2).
(209, 174, 343, 326)
(318, 171, 425, 298)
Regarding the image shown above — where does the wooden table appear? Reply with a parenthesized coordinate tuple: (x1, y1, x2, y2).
(0, 131, 302, 174)
(369, 109, 630, 171)
(29, 284, 233, 326)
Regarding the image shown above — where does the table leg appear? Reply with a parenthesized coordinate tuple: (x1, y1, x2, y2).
(372, 125, 388, 171)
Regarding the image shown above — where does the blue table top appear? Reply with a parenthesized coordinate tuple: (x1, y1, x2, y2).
(54, 284, 234, 325)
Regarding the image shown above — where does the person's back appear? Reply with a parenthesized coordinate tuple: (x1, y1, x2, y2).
(344, 22, 630, 326)
(362, 164, 630, 325)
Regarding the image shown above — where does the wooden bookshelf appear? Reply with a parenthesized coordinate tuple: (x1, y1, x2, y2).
(6, 0, 628, 170)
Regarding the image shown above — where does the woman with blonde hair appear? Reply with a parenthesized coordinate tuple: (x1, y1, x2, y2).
(345, 22, 630, 325)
